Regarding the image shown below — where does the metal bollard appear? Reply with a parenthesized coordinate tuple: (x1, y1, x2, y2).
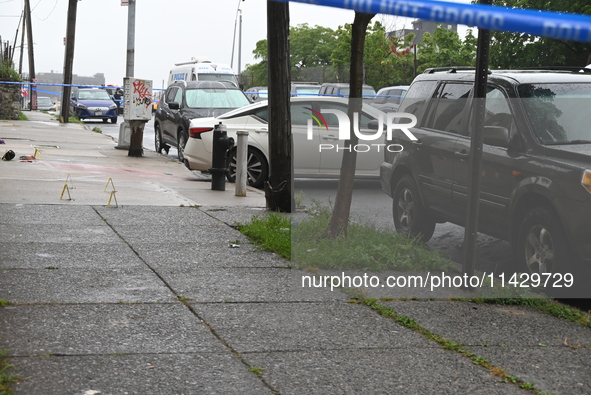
(209, 122, 234, 191)
(235, 131, 249, 197)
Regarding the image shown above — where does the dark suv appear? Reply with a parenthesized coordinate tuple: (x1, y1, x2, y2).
(380, 67, 591, 278)
(154, 81, 250, 162)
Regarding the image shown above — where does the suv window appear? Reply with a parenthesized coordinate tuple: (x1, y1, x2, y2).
(428, 83, 471, 134)
(398, 80, 437, 121)
(166, 86, 179, 103)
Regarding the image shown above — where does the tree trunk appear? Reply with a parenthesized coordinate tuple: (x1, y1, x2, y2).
(324, 12, 375, 239)
(265, 1, 293, 212)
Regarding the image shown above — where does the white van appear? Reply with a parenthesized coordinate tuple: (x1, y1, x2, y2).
(168, 57, 239, 87)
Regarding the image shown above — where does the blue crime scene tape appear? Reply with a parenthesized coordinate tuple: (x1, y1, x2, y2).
(270, 0, 591, 43)
(1, 81, 165, 103)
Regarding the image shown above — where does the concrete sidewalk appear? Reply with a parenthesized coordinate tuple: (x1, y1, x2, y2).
(0, 113, 590, 394)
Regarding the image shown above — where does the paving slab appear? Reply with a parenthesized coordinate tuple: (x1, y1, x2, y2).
(462, 346, 591, 395)
(109, 223, 250, 246)
(132, 242, 289, 270)
(0, 223, 120, 244)
(11, 353, 272, 395)
(0, 304, 225, 356)
(244, 349, 524, 395)
(381, 300, 591, 347)
(0, 242, 144, 269)
(93, 205, 222, 226)
(0, 203, 105, 225)
(192, 301, 426, 353)
(159, 268, 347, 303)
(0, 267, 175, 304)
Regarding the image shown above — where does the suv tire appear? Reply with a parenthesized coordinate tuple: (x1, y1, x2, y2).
(516, 207, 571, 275)
(177, 130, 187, 164)
(392, 175, 436, 242)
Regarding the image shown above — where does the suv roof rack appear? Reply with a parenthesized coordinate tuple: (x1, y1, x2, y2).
(423, 67, 490, 74)
(514, 66, 591, 73)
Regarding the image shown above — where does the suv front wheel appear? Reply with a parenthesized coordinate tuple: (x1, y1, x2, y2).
(516, 207, 571, 275)
(392, 175, 436, 243)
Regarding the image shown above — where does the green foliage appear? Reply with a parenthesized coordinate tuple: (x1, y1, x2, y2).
(243, 21, 479, 90)
(0, 63, 21, 82)
(490, 0, 591, 68)
(417, 27, 477, 72)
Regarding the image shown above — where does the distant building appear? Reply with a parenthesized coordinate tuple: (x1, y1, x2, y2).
(388, 20, 457, 44)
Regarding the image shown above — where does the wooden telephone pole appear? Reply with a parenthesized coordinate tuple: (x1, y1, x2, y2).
(60, 0, 79, 123)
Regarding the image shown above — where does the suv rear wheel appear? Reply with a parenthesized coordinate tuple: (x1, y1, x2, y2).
(516, 207, 570, 275)
(392, 175, 436, 242)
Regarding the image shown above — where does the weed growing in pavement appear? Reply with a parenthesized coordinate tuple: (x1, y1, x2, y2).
(471, 297, 591, 328)
(360, 298, 544, 393)
(0, 301, 11, 307)
(91, 127, 102, 133)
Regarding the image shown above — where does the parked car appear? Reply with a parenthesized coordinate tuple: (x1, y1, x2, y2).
(70, 88, 118, 123)
(154, 80, 250, 161)
(318, 82, 376, 100)
(291, 82, 321, 97)
(36, 96, 56, 111)
(380, 66, 591, 278)
(370, 85, 409, 112)
(244, 86, 268, 102)
(183, 96, 386, 188)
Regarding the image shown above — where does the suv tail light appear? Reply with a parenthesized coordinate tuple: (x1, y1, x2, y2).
(189, 127, 213, 139)
(582, 170, 591, 195)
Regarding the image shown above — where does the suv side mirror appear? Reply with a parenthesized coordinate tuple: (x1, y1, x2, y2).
(168, 101, 180, 110)
(483, 126, 509, 148)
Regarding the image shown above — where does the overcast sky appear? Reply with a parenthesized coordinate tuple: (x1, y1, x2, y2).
(1, 0, 469, 89)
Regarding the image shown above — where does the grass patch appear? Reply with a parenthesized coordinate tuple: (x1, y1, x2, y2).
(0, 301, 11, 307)
(17, 112, 27, 121)
(237, 204, 455, 272)
(0, 350, 15, 394)
(91, 127, 102, 133)
(237, 213, 291, 259)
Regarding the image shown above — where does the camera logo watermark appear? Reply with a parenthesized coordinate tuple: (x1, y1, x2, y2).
(305, 107, 418, 153)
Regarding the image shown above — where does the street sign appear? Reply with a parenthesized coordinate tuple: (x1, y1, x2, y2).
(121, 1, 129, 6)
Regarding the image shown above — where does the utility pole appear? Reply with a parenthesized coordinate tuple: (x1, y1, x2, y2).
(60, 0, 79, 123)
(24, 0, 35, 110)
(265, 0, 293, 212)
(125, 0, 147, 158)
(18, 11, 25, 75)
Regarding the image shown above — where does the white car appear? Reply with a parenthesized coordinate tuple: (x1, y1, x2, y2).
(184, 96, 389, 188)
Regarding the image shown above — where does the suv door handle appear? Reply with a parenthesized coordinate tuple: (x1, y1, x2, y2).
(455, 150, 469, 160)
(412, 141, 423, 149)
(255, 128, 268, 133)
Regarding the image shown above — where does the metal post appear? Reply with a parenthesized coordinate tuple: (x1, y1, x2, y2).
(118, 0, 135, 149)
(462, 0, 492, 281)
(235, 131, 249, 197)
